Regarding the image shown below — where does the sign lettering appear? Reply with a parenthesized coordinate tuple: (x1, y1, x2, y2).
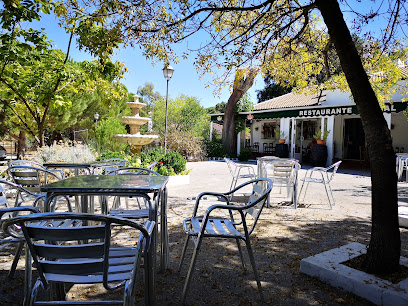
(297, 107, 353, 117)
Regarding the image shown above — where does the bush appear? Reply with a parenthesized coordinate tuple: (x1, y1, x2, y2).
(95, 118, 127, 152)
(97, 150, 128, 161)
(32, 142, 96, 164)
(238, 148, 252, 161)
(204, 139, 226, 157)
(140, 147, 187, 175)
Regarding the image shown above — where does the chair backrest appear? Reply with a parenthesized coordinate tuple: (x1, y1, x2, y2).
(106, 167, 161, 176)
(224, 158, 236, 177)
(9, 165, 63, 193)
(263, 160, 300, 186)
(325, 160, 342, 182)
(241, 178, 272, 235)
(0, 179, 42, 243)
(0, 180, 10, 209)
(3, 212, 153, 291)
(92, 158, 131, 174)
(8, 160, 44, 169)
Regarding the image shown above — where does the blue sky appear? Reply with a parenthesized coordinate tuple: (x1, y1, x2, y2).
(36, 14, 264, 109)
(34, 1, 405, 109)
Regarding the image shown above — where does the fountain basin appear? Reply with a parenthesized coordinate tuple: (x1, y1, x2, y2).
(114, 134, 158, 146)
(121, 116, 150, 126)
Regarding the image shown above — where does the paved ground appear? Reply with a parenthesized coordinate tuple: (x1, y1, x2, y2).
(1, 161, 408, 305)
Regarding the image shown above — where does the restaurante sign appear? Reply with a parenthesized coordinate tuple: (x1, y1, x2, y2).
(298, 107, 353, 117)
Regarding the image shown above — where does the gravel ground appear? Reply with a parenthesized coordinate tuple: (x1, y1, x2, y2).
(1, 161, 408, 305)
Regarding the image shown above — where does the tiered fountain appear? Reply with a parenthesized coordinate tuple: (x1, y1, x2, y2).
(114, 95, 158, 155)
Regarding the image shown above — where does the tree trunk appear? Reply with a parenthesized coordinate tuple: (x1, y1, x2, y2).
(316, 0, 400, 273)
(17, 130, 26, 159)
(222, 90, 243, 155)
(222, 69, 257, 156)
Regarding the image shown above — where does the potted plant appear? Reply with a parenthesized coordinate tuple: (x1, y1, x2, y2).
(311, 130, 331, 167)
(313, 130, 331, 145)
(275, 128, 287, 144)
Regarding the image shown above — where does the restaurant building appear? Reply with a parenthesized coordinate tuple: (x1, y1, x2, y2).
(210, 85, 408, 166)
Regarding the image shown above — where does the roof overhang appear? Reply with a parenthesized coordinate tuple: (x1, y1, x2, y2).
(209, 102, 407, 122)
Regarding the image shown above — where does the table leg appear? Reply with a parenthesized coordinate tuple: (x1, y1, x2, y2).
(160, 187, 170, 271)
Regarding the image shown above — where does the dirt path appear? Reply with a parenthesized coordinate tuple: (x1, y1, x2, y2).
(1, 161, 407, 305)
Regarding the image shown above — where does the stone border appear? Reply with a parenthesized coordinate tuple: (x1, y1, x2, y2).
(300, 242, 408, 305)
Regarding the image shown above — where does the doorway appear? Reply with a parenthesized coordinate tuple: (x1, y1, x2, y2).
(343, 118, 365, 160)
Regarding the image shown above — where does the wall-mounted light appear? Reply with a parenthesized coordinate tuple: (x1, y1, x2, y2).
(217, 116, 222, 121)
(246, 114, 254, 120)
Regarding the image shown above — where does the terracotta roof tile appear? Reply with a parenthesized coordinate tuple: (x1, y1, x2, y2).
(254, 91, 326, 110)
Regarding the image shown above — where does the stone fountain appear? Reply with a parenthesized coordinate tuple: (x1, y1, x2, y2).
(114, 95, 158, 155)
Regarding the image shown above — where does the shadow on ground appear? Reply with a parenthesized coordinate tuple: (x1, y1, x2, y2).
(3, 213, 408, 305)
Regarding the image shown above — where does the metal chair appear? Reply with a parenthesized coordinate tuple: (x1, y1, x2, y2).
(3, 212, 155, 306)
(178, 178, 273, 304)
(224, 157, 256, 193)
(263, 159, 300, 207)
(8, 165, 71, 212)
(0, 179, 42, 278)
(104, 167, 160, 219)
(8, 159, 44, 169)
(92, 158, 131, 175)
(298, 161, 342, 209)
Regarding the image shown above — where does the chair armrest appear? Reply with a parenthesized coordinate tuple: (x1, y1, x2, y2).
(142, 220, 156, 237)
(310, 167, 327, 172)
(192, 192, 230, 216)
(0, 206, 41, 218)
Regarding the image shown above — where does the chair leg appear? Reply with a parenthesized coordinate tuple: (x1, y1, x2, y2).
(244, 238, 264, 302)
(181, 236, 203, 305)
(324, 184, 334, 209)
(323, 182, 333, 209)
(8, 241, 24, 278)
(235, 238, 246, 271)
(302, 181, 311, 202)
(178, 235, 191, 272)
(298, 180, 306, 202)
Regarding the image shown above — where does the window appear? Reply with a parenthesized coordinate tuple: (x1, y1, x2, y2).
(262, 123, 275, 139)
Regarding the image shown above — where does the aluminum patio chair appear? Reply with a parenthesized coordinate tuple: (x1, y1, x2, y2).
(298, 160, 342, 209)
(224, 157, 256, 196)
(104, 167, 160, 219)
(263, 159, 300, 208)
(92, 158, 131, 175)
(0, 179, 42, 278)
(178, 178, 273, 304)
(2, 212, 155, 306)
(9, 165, 72, 212)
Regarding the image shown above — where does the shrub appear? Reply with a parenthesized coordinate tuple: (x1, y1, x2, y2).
(204, 139, 226, 157)
(238, 148, 252, 161)
(95, 118, 127, 152)
(97, 150, 128, 161)
(32, 142, 96, 164)
(140, 147, 187, 175)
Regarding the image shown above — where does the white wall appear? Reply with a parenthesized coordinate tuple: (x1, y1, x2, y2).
(391, 113, 408, 152)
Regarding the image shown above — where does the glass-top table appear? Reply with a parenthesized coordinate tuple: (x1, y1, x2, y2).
(41, 174, 170, 271)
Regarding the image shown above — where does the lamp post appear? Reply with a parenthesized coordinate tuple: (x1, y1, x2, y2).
(162, 65, 174, 153)
(94, 112, 99, 132)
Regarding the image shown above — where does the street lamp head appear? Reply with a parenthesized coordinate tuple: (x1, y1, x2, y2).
(94, 113, 99, 121)
(162, 65, 174, 81)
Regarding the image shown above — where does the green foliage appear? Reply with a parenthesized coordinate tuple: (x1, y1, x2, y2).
(313, 130, 331, 141)
(204, 138, 227, 157)
(238, 148, 252, 161)
(95, 118, 127, 152)
(234, 93, 254, 112)
(207, 102, 227, 114)
(97, 150, 128, 161)
(256, 76, 293, 103)
(140, 147, 187, 175)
